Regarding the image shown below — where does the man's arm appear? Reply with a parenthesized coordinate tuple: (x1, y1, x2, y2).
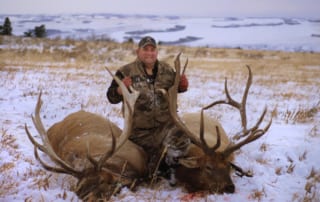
(106, 70, 124, 104)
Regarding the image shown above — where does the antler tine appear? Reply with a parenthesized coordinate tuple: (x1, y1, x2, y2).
(223, 117, 272, 157)
(34, 146, 77, 175)
(105, 67, 140, 153)
(237, 106, 267, 139)
(198, 108, 222, 154)
(225, 65, 252, 133)
(182, 57, 188, 75)
(27, 92, 81, 176)
(32, 91, 47, 137)
(25, 123, 47, 153)
(240, 65, 252, 132)
(173, 52, 182, 93)
(211, 126, 221, 151)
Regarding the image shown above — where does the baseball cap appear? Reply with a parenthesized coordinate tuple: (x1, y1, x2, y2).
(138, 36, 157, 48)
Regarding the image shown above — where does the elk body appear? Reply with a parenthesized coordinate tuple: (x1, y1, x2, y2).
(160, 54, 272, 194)
(25, 70, 148, 200)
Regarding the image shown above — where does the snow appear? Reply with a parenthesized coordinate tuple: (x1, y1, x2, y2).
(1, 59, 319, 201)
(1, 14, 320, 52)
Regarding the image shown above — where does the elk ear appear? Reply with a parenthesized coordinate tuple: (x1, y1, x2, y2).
(179, 156, 201, 168)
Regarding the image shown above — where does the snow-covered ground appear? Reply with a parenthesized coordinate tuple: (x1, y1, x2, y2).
(1, 48, 319, 201)
(1, 14, 320, 52)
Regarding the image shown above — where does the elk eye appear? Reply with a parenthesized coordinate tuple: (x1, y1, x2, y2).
(205, 165, 213, 172)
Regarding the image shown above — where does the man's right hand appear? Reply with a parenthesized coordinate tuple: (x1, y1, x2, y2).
(117, 76, 132, 95)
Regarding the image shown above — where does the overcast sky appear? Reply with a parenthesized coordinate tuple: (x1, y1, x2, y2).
(1, 0, 319, 18)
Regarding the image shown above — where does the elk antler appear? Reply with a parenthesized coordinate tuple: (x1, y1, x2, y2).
(202, 65, 272, 157)
(159, 53, 222, 154)
(105, 67, 140, 152)
(25, 91, 81, 177)
(25, 68, 140, 176)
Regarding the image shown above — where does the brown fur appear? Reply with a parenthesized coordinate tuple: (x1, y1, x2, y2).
(47, 110, 148, 178)
(173, 112, 235, 193)
(182, 113, 230, 151)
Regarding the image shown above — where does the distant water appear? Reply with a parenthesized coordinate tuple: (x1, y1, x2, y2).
(1, 13, 320, 52)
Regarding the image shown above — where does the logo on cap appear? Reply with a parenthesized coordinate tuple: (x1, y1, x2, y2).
(138, 36, 157, 48)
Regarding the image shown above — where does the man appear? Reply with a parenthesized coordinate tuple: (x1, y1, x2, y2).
(106, 36, 188, 175)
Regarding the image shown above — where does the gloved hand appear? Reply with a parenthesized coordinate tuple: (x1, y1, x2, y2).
(122, 76, 132, 88)
(117, 76, 132, 95)
(178, 74, 188, 92)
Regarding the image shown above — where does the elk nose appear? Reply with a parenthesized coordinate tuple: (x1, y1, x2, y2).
(224, 184, 235, 193)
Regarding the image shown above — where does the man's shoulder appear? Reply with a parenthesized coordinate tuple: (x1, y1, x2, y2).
(158, 60, 172, 68)
(118, 61, 138, 75)
(119, 61, 136, 70)
(158, 60, 174, 72)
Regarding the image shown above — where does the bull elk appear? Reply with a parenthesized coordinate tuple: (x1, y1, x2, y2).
(24, 69, 148, 200)
(160, 54, 272, 194)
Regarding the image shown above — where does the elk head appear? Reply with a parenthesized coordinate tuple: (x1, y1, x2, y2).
(161, 53, 272, 194)
(24, 68, 141, 200)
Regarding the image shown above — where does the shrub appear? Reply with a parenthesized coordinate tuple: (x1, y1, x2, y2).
(34, 24, 46, 38)
(24, 30, 33, 37)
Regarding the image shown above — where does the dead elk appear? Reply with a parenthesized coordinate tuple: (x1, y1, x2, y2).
(161, 54, 272, 194)
(24, 70, 147, 200)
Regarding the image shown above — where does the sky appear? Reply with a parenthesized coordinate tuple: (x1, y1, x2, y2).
(0, 0, 319, 18)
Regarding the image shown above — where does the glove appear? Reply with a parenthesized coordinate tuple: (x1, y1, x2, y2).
(178, 74, 188, 92)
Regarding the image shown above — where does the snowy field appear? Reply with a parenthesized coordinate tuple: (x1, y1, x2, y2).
(1, 14, 320, 52)
(1, 37, 320, 201)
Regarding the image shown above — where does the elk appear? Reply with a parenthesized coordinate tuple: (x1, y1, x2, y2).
(159, 54, 272, 194)
(24, 69, 148, 200)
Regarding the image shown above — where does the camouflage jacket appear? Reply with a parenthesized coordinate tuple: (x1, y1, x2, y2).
(107, 59, 178, 131)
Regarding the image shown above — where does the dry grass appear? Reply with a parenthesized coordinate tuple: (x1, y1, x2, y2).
(0, 128, 18, 150)
(0, 128, 19, 197)
(0, 127, 75, 200)
(250, 187, 266, 201)
(281, 104, 319, 124)
(303, 168, 320, 202)
(309, 126, 319, 138)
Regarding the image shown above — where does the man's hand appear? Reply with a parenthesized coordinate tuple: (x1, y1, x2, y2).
(178, 74, 188, 92)
(117, 76, 132, 95)
(122, 76, 132, 88)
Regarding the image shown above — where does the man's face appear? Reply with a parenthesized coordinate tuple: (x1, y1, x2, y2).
(136, 45, 158, 67)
